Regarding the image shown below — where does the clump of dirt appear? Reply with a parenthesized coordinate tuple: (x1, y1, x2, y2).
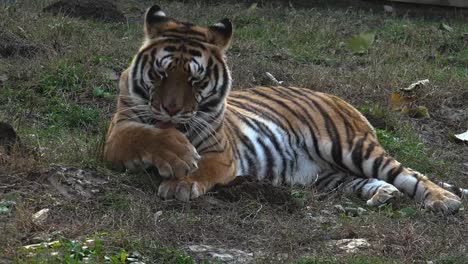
(43, 0, 126, 23)
(0, 29, 41, 58)
(46, 166, 108, 201)
(212, 176, 300, 210)
(0, 122, 18, 155)
(362, 113, 391, 130)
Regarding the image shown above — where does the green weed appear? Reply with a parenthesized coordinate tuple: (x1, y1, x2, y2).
(38, 61, 87, 95)
(15, 235, 136, 264)
(296, 255, 397, 264)
(45, 100, 100, 130)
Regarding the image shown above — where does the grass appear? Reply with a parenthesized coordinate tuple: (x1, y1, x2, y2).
(0, 0, 467, 263)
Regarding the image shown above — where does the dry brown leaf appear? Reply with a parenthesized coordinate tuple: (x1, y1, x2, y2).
(401, 79, 429, 92)
(389, 92, 416, 111)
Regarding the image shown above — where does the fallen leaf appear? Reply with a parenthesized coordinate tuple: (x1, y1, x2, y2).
(389, 92, 416, 111)
(454, 130, 468, 142)
(246, 3, 257, 14)
(265, 72, 283, 85)
(347, 32, 376, 54)
(401, 79, 429, 91)
(440, 23, 453, 32)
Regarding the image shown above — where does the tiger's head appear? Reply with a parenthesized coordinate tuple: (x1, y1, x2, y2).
(127, 5, 233, 129)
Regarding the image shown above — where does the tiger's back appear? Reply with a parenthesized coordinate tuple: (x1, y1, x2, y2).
(225, 86, 375, 185)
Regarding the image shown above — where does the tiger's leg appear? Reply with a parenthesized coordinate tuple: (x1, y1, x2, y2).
(104, 121, 200, 178)
(158, 145, 236, 201)
(342, 178, 402, 207)
(314, 171, 402, 207)
(343, 136, 461, 214)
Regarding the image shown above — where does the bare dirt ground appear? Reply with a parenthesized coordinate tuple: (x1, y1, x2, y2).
(0, 0, 467, 263)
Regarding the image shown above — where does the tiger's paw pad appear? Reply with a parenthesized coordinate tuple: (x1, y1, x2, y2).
(158, 179, 205, 201)
(424, 189, 461, 214)
(366, 185, 402, 207)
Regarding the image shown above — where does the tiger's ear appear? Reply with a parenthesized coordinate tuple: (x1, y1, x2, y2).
(144, 5, 169, 39)
(208, 18, 233, 50)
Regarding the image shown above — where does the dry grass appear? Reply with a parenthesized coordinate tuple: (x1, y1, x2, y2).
(1, 0, 467, 263)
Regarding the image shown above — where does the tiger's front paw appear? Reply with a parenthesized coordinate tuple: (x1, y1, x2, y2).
(158, 179, 206, 201)
(106, 127, 200, 179)
(424, 188, 461, 214)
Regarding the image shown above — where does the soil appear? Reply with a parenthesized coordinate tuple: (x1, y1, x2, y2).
(212, 176, 301, 212)
(0, 28, 41, 58)
(43, 0, 126, 23)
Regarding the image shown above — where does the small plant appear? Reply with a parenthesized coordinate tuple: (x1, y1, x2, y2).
(38, 61, 88, 95)
(291, 189, 310, 207)
(17, 235, 145, 264)
(92, 86, 113, 99)
(0, 192, 20, 215)
(46, 100, 100, 130)
(347, 32, 376, 54)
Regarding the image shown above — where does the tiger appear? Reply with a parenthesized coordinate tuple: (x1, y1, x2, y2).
(104, 5, 466, 214)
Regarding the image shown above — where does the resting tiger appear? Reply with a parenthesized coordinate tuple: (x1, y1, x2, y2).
(104, 5, 466, 214)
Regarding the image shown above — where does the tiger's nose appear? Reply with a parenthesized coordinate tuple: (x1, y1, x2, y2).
(162, 103, 181, 116)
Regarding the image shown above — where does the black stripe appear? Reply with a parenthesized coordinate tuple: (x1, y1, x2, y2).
(386, 164, 404, 184)
(351, 136, 366, 176)
(381, 157, 393, 171)
(257, 139, 275, 181)
(372, 153, 385, 178)
(228, 97, 301, 149)
(355, 179, 369, 192)
(364, 142, 376, 159)
(314, 171, 337, 188)
(267, 87, 326, 163)
(411, 179, 420, 198)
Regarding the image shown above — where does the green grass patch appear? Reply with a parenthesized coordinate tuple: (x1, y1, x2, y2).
(45, 100, 100, 130)
(296, 255, 397, 264)
(15, 235, 136, 264)
(38, 61, 88, 95)
(376, 127, 444, 174)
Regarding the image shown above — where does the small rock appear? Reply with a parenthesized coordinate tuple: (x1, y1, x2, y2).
(320, 209, 333, 215)
(186, 244, 253, 264)
(383, 5, 394, 13)
(342, 206, 367, 217)
(154, 210, 163, 223)
(330, 238, 370, 253)
(334, 204, 346, 214)
(31, 233, 52, 243)
(103, 68, 120, 81)
(357, 207, 367, 215)
(0, 74, 8, 84)
(32, 208, 50, 225)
